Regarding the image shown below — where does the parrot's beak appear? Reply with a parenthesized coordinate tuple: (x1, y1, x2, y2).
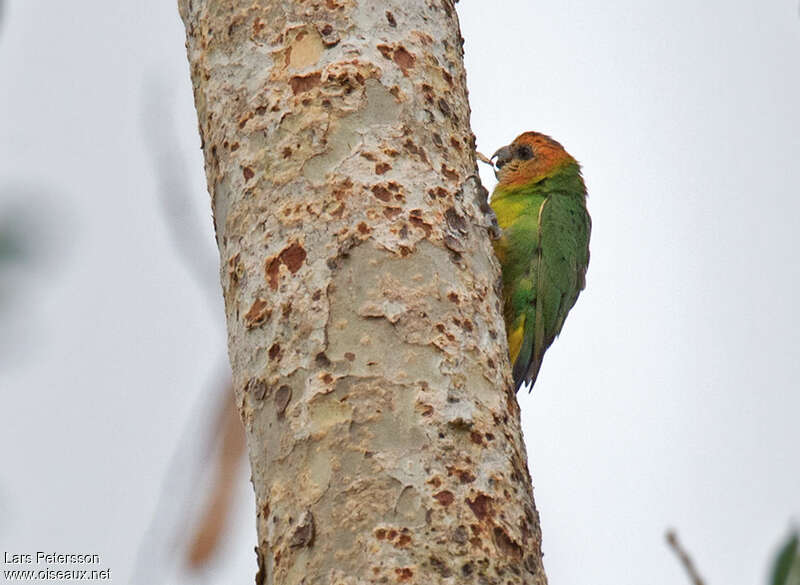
(491, 145, 513, 170)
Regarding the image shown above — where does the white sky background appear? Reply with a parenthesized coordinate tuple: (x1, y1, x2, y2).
(0, 1, 798, 584)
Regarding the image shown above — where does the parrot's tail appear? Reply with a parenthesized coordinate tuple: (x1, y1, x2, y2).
(511, 301, 546, 392)
(522, 355, 543, 393)
(512, 353, 542, 393)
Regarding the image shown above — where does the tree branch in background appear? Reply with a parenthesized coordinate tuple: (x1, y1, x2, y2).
(666, 529, 707, 585)
(186, 382, 247, 568)
(141, 75, 220, 308)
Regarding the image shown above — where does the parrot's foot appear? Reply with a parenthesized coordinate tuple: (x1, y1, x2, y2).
(476, 151, 494, 166)
(463, 174, 502, 240)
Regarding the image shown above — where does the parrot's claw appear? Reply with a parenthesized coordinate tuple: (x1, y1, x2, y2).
(476, 151, 494, 167)
(463, 174, 502, 240)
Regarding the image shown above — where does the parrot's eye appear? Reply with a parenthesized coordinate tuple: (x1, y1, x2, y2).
(516, 145, 534, 160)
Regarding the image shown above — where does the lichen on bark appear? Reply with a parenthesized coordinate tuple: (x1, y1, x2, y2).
(179, 0, 547, 583)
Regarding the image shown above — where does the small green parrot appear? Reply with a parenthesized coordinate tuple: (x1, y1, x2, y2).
(489, 132, 591, 391)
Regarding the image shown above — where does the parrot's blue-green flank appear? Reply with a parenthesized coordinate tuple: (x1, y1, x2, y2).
(489, 132, 591, 392)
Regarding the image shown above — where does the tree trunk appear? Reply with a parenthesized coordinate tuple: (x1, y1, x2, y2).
(178, 1, 547, 583)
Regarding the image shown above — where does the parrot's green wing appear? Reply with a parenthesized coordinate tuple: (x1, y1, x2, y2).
(523, 189, 591, 387)
(494, 182, 590, 391)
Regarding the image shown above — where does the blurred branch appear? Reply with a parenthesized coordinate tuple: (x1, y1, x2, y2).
(140, 75, 220, 307)
(666, 530, 706, 585)
(186, 387, 246, 568)
(129, 367, 233, 585)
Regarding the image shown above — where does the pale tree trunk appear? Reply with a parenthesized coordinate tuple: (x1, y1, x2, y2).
(178, 1, 547, 583)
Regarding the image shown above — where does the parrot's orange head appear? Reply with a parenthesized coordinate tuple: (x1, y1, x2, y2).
(492, 131, 578, 188)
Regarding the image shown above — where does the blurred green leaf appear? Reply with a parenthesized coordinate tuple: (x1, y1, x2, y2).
(772, 531, 800, 585)
(0, 230, 26, 263)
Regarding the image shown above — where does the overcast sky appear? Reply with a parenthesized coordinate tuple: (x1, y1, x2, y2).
(0, 1, 798, 584)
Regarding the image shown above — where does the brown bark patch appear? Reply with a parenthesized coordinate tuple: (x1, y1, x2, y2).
(228, 253, 245, 287)
(437, 98, 451, 118)
(376, 44, 416, 76)
(394, 567, 413, 581)
(441, 164, 458, 181)
(245, 378, 268, 401)
(403, 139, 428, 163)
(266, 258, 281, 290)
(466, 493, 493, 520)
(447, 466, 476, 484)
(433, 490, 454, 506)
(383, 207, 402, 219)
(289, 512, 315, 548)
(266, 242, 307, 290)
(255, 547, 266, 585)
(393, 47, 415, 72)
(493, 526, 523, 558)
(275, 385, 292, 415)
(429, 556, 451, 577)
(244, 298, 271, 329)
(409, 215, 432, 237)
(453, 525, 468, 544)
(329, 202, 345, 217)
(377, 44, 393, 59)
(242, 166, 254, 181)
(237, 113, 252, 129)
(395, 533, 412, 547)
(280, 242, 307, 273)
(289, 72, 321, 95)
(428, 186, 449, 199)
(372, 184, 392, 202)
(268, 344, 281, 361)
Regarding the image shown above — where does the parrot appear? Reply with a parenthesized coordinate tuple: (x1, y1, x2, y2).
(489, 131, 591, 392)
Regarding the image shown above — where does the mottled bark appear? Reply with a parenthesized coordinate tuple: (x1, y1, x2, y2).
(178, 1, 546, 583)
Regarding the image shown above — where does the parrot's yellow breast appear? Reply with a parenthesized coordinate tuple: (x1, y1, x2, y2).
(490, 193, 528, 231)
